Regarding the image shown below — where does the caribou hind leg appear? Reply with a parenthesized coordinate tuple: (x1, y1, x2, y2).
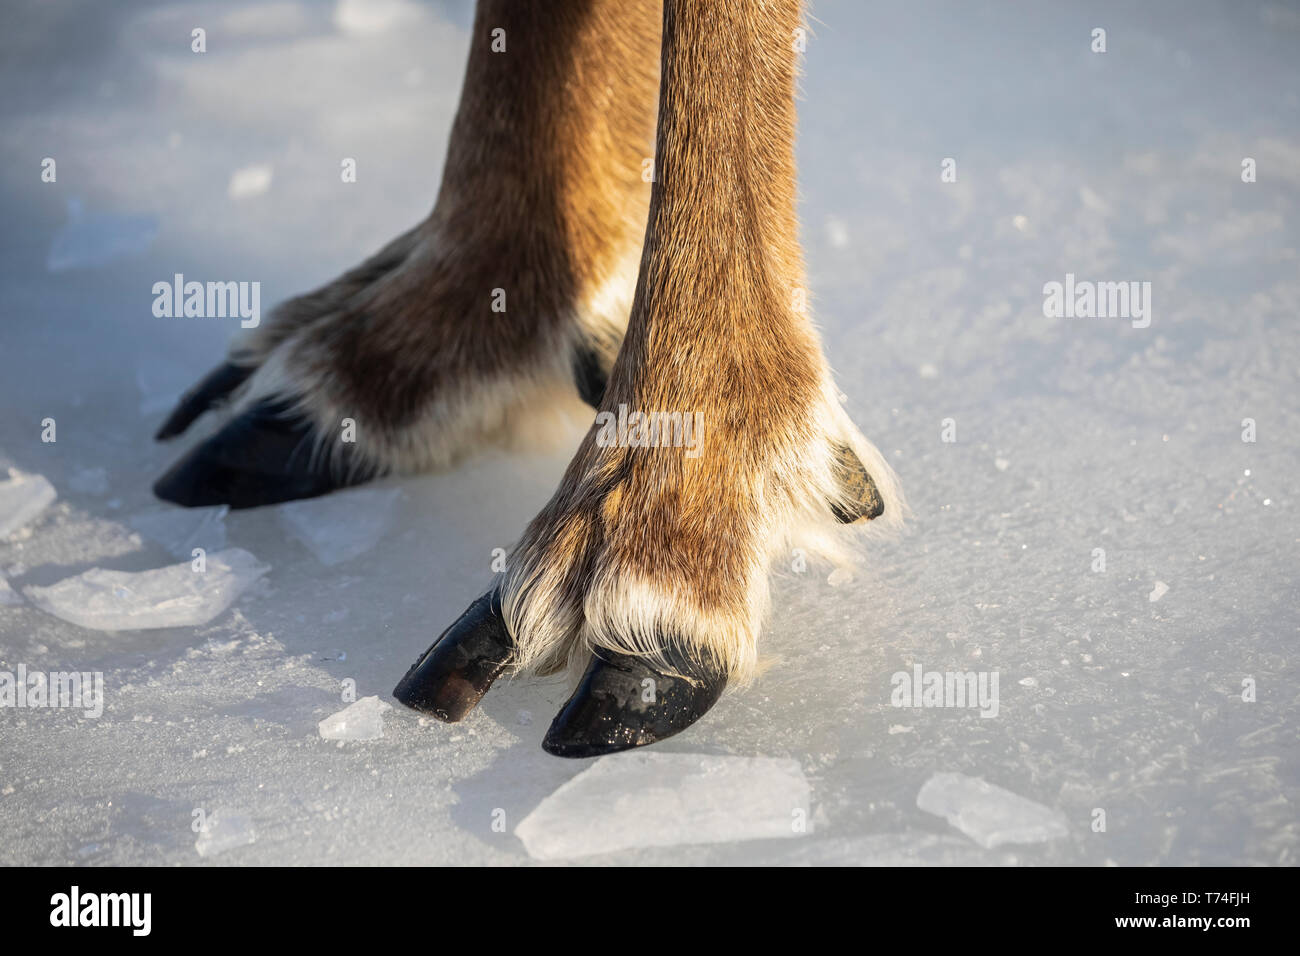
(394, 0, 902, 755)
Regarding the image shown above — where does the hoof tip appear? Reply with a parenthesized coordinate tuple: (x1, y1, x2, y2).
(392, 591, 513, 723)
(542, 650, 725, 758)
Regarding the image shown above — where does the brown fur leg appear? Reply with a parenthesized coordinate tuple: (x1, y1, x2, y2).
(155, 0, 661, 506)
(496, 0, 902, 754)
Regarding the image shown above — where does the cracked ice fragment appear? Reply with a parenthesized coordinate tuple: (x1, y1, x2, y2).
(916, 772, 1068, 848)
(515, 752, 811, 860)
(23, 548, 267, 630)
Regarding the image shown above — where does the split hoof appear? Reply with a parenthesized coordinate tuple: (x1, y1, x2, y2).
(154, 361, 255, 441)
(830, 443, 885, 523)
(392, 590, 514, 723)
(542, 649, 726, 758)
(153, 399, 369, 509)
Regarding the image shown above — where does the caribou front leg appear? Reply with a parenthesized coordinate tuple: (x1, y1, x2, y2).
(152, 0, 661, 509)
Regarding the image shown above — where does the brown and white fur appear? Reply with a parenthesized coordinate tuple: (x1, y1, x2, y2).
(156, 0, 902, 748)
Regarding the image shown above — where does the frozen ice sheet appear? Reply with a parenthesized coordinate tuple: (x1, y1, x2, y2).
(917, 772, 1069, 849)
(318, 695, 392, 741)
(515, 753, 811, 860)
(136, 358, 197, 416)
(277, 487, 401, 565)
(0, 470, 57, 538)
(46, 199, 157, 272)
(23, 548, 268, 631)
(68, 467, 109, 496)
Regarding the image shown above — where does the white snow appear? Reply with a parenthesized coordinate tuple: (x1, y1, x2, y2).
(0, 470, 57, 538)
(277, 487, 401, 565)
(22, 548, 268, 631)
(194, 810, 258, 859)
(916, 772, 1069, 849)
(318, 695, 392, 741)
(515, 753, 811, 860)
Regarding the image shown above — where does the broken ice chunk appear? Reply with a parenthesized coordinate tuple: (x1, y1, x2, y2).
(0, 470, 57, 538)
(318, 695, 391, 741)
(515, 752, 811, 861)
(23, 548, 267, 630)
(0, 572, 22, 606)
(916, 772, 1068, 848)
(827, 567, 853, 587)
(277, 487, 401, 566)
(1149, 581, 1169, 603)
(129, 505, 228, 559)
(194, 809, 257, 858)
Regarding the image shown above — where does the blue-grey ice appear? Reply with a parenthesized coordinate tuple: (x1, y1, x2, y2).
(46, 198, 157, 272)
(68, 467, 109, 496)
(128, 505, 229, 559)
(22, 548, 268, 630)
(277, 487, 401, 565)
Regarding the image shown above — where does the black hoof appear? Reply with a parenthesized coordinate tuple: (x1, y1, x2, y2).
(830, 443, 885, 523)
(392, 590, 514, 723)
(154, 361, 255, 441)
(153, 399, 369, 509)
(542, 649, 726, 758)
(571, 342, 609, 409)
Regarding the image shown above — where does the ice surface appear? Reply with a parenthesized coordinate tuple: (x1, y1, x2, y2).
(277, 487, 401, 565)
(136, 358, 199, 416)
(129, 505, 229, 559)
(916, 773, 1069, 849)
(515, 753, 811, 860)
(318, 695, 392, 741)
(0, 470, 57, 538)
(68, 467, 109, 496)
(46, 198, 157, 272)
(194, 810, 257, 859)
(23, 548, 268, 631)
